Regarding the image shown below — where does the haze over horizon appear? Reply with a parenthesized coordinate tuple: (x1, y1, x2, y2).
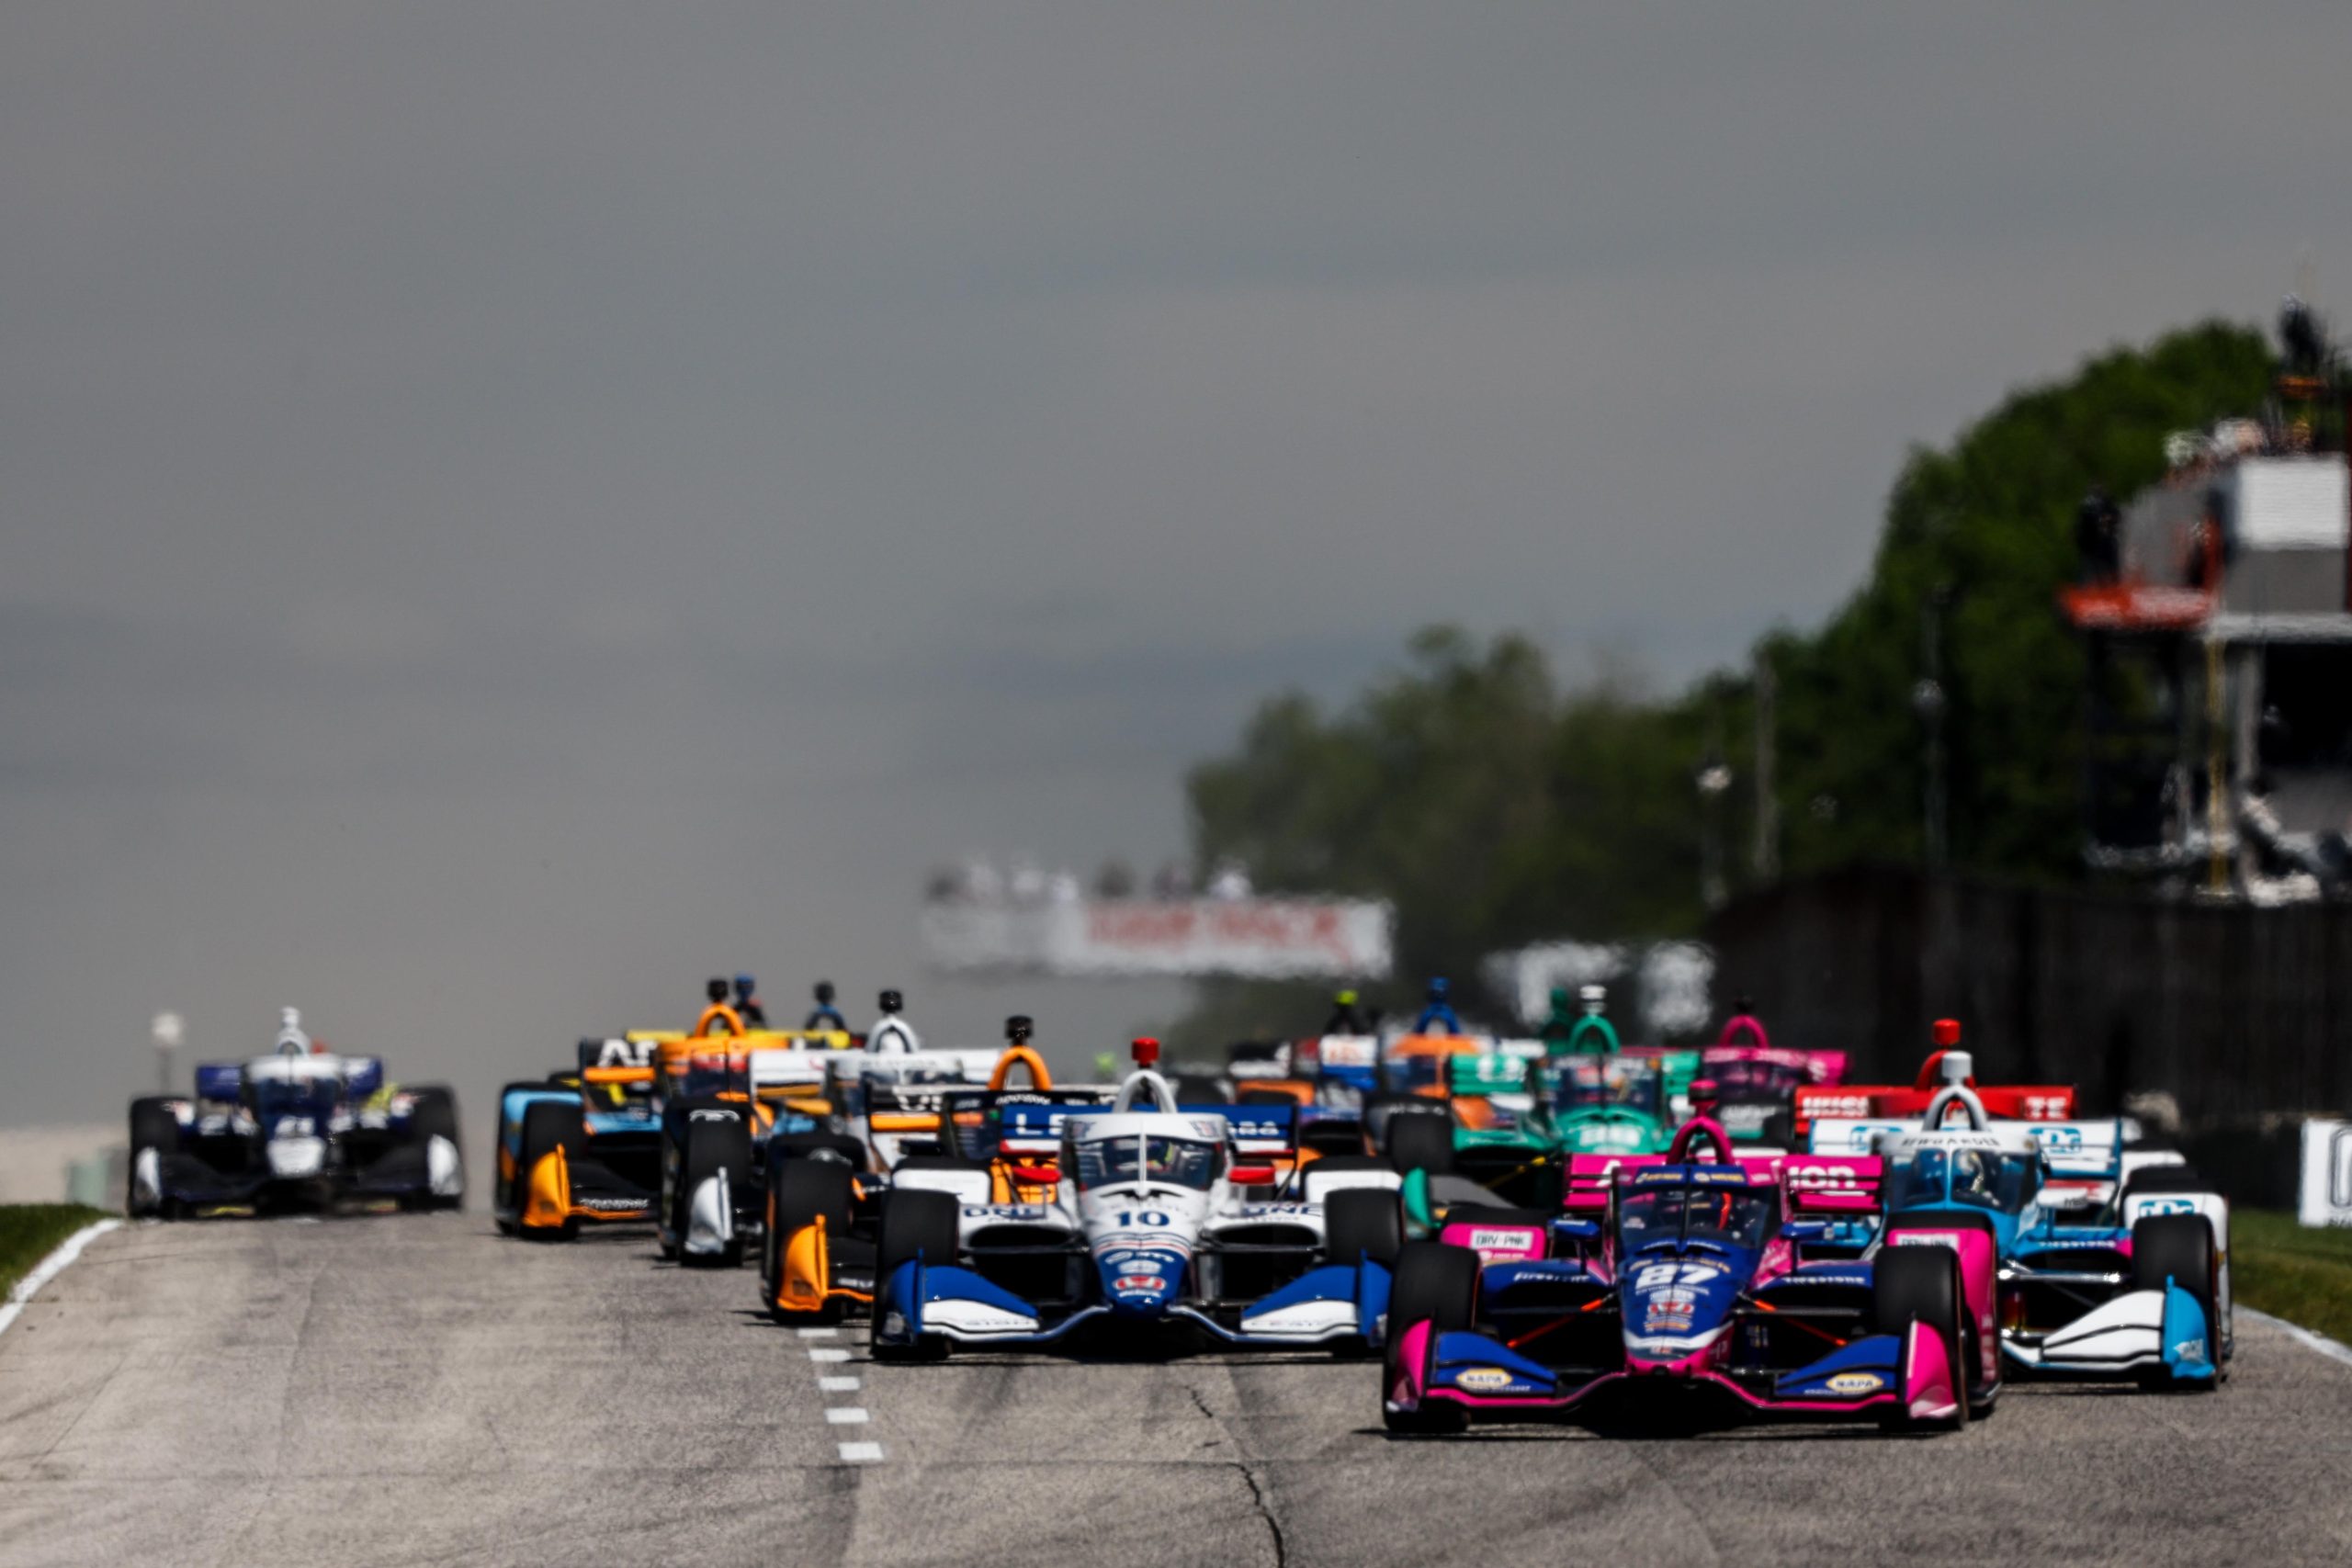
(7, 2, 2350, 1127)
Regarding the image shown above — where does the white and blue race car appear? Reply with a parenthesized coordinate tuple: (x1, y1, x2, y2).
(129, 1010, 463, 1218)
(868, 1040, 1403, 1359)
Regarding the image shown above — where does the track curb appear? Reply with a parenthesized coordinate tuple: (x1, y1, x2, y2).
(0, 1218, 123, 1337)
(2241, 1306, 2352, 1371)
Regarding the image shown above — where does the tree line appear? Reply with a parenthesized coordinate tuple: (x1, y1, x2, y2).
(1171, 321, 2276, 1043)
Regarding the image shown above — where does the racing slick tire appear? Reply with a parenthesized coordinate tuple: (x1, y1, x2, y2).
(870, 1189, 959, 1362)
(2131, 1213, 2219, 1392)
(403, 1086, 464, 1212)
(1872, 1244, 1968, 1431)
(765, 1156, 857, 1323)
(517, 1100, 585, 1242)
(671, 1100, 752, 1269)
(128, 1097, 181, 1219)
(1384, 1111, 1457, 1179)
(1382, 1241, 1477, 1434)
(492, 1079, 553, 1233)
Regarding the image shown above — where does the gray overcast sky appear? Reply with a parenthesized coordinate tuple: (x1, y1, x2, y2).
(6, 3, 2348, 1127)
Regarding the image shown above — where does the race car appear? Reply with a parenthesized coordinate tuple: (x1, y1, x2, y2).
(1395, 1054, 1681, 1224)
(656, 1027, 854, 1267)
(1793, 1020, 2073, 1145)
(1380, 1114, 1988, 1434)
(128, 1010, 463, 1218)
(494, 1036, 666, 1238)
(759, 1037, 1109, 1323)
(866, 1038, 1405, 1358)
(1870, 1055, 2229, 1388)
(1700, 1012, 1847, 1146)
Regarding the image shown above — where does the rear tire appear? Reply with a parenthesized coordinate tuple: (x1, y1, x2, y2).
(870, 1190, 959, 1362)
(128, 1097, 180, 1219)
(1873, 1245, 1967, 1431)
(1385, 1112, 1457, 1179)
(2131, 1213, 2218, 1392)
(405, 1086, 463, 1211)
(1382, 1241, 1477, 1433)
(1325, 1187, 1404, 1271)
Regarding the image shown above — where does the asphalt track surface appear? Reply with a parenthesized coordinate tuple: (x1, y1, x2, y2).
(4, 1216, 2349, 1567)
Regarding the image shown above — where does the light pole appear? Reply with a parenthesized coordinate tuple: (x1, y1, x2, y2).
(1696, 758, 1734, 909)
(1916, 584, 1953, 870)
(151, 1011, 183, 1095)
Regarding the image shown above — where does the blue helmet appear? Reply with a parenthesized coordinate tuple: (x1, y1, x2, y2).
(1426, 976, 1451, 1000)
(734, 974, 757, 1000)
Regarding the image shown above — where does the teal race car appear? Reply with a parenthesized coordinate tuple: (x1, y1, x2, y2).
(1394, 1053, 1691, 1224)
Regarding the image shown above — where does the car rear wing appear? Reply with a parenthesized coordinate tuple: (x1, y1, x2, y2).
(988, 1097, 1297, 1163)
(1700, 1044, 1847, 1086)
(1311, 1033, 1380, 1089)
(942, 1088, 1118, 1160)
(1445, 1040, 1546, 1102)
(1795, 1082, 2075, 1139)
(194, 1062, 244, 1103)
(1561, 1152, 1778, 1213)
(1776, 1154, 1882, 1213)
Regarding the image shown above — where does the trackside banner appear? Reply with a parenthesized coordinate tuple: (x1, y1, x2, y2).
(2300, 1119, 2352, 1228)
(921, 898, 1393, 980)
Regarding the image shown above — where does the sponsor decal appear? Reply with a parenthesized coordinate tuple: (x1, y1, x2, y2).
(1453, 1367, 1518, 1393)
(577, 1198, 645, 1212)
(1891, 1232, 1962, 1249)
(1467, 1227, 1537, 1252)
(2173, 1337, 2206, 1363)
(687, 1108, 738, 1123)
(1112, 1256, 1163, 1275)
(1845, 1122, 1905, 1152)
(1826, 1371, 1884, 1394)
(2032, 1126, 2085, 1151)
(2136, 1198, 2197, 1217)
(1633, 1261, 1722, 1291)
(1114, 1275, 1165, 1292)
(1644, 1311, 1694, 1333)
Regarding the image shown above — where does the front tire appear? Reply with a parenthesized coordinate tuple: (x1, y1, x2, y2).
(766, 1156, 856, 1321)
(870, 1190, 958, 1362)
(1873, 1244, 1967, 1432)
(671, 1101, 752, 1269)
(128, 1097, 180, 1219)
(2131, 1213, 2218, 1392)
(1383, 1241, 1477, 1433)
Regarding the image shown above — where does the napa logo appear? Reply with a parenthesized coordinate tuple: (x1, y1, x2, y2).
(1826, 1371, 1884, 1394)
(1454, 1367, 1519, 1393)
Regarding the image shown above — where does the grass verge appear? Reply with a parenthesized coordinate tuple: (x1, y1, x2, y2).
(2233, 1210, 2352, 1347)
(0, 1204, 111, 1302)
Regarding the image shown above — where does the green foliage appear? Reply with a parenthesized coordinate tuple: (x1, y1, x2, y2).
(0, 1203, 110, 1302)
(1178, 321, 2277, 1032)
(2233, 1211, 2352, 1347)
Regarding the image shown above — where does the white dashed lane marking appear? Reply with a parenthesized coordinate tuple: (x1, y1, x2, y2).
(835, 1442, 885, 1463)
(818, 1376, 861, 1393)
(823, 1407, 870, 1425)
(797, 1326, 839, 1338)
(808, 1348, 851, 1363)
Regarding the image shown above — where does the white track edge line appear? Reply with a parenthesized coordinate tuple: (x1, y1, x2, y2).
(836, 1441, 885, 1463)
(2241, 1306, 2352, 1371)
(0, 1219, 122, 1337)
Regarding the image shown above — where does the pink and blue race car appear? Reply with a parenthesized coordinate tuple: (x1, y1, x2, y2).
(1381, 1116, 1996, 1434)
